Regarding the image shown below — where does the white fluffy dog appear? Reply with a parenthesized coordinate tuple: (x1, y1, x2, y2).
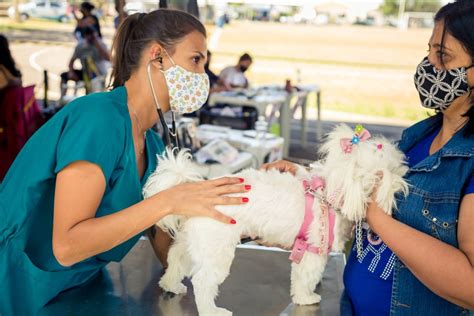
(143, 124, 408, 316)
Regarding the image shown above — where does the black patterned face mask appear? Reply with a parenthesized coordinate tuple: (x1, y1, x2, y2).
(414, 57, 474, 111)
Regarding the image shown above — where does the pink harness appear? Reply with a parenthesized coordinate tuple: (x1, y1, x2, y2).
(289, 175, 336, 264)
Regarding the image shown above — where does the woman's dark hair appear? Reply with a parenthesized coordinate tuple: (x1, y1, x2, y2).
(205, 50, 212, 69)
(435, 0, 474, 136)
(239, 53, 252, 63)
(80, 2, 95, 13)
(110, 9, 206, 89)
(0, 34, 21, 79)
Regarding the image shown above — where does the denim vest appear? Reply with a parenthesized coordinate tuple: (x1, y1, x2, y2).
(390, 114, 474, 315)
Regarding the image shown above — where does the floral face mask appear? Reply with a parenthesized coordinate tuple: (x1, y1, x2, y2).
(161, 50, 210, 114)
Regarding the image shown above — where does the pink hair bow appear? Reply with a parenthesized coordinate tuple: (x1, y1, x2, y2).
(340, 124, 371, 154)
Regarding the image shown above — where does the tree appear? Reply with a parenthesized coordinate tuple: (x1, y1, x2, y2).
(380, 0, 442, 16)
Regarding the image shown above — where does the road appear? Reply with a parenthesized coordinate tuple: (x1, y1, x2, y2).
(10, 43, 74, 100)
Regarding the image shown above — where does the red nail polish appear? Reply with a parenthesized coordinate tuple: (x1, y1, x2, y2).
(239, 178, 244, 183)
(242, 197, 249, 203)
(230, 219, 237, 224)
(245, 185, 251, 190)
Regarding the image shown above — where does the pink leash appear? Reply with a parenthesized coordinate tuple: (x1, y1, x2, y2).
(289, 175, 336, 264)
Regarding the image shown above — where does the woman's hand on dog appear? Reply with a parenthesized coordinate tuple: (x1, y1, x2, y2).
(158, 177, 250, 225)
(261, 160, 298, 175)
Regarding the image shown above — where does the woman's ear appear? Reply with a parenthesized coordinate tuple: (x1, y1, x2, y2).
(148, 43, 164, 63)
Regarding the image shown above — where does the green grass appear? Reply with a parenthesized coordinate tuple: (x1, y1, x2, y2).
(319, 102, 431, 122)
(0, 17, 75, 30)
(304, 93, 432, 122)
(213, 50, 415, 71)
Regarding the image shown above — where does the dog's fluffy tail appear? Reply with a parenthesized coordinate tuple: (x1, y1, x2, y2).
(142, 148, 204, 237)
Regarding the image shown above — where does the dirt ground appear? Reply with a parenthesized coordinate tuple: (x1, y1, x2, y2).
(208, 21, 434, 122)
(2, 18, 435, 122)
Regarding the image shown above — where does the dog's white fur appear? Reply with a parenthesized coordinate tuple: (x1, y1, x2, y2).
(143, 124, 408, 316)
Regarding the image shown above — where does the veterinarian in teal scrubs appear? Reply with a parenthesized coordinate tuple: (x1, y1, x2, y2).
(0, 10, 248, 315)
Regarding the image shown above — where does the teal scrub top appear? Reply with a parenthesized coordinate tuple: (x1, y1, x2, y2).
(0, 86, 164, 315)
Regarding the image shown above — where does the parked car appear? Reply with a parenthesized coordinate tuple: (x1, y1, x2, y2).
(8, 0, 72, 22)
(124, 1, 145, 14)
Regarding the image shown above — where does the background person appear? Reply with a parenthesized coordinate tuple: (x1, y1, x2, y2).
(59, 26, 110, 101)
(219, 53, 253, 89)
(73, 1, 102, 41)
(0, 34, 21, 89)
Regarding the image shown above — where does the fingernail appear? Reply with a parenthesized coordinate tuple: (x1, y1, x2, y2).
(230, 219, 237, 224)
(242, 197, 249, 203)
(245, 185, 251, 190)
(239, 178, 244, 183)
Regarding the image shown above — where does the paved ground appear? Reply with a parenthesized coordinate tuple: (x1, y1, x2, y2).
(10, 42, 80, 100)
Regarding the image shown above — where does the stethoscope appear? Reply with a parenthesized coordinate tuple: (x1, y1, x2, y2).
(146, 56, 180, 150)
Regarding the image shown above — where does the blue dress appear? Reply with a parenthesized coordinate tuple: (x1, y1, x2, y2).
(0, 86, 164, 315)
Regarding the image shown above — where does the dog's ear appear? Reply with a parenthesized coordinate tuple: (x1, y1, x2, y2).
(373, 168, 393, 215)
(369, 138, 409, 215)
(374, 168, 408, 215)
(320, 123, 354, 158)
(339, 169, 367, 222)
(321, 124, 368, 222)
(325, 161, 367, 222)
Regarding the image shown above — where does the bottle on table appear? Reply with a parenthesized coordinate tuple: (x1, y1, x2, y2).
(255, 115, 268, 143)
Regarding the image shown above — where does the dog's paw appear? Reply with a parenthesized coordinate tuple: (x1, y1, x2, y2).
(292, 293, 321, 305)
(159, 279, 187, 295)
(201, 307, 232, 316)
